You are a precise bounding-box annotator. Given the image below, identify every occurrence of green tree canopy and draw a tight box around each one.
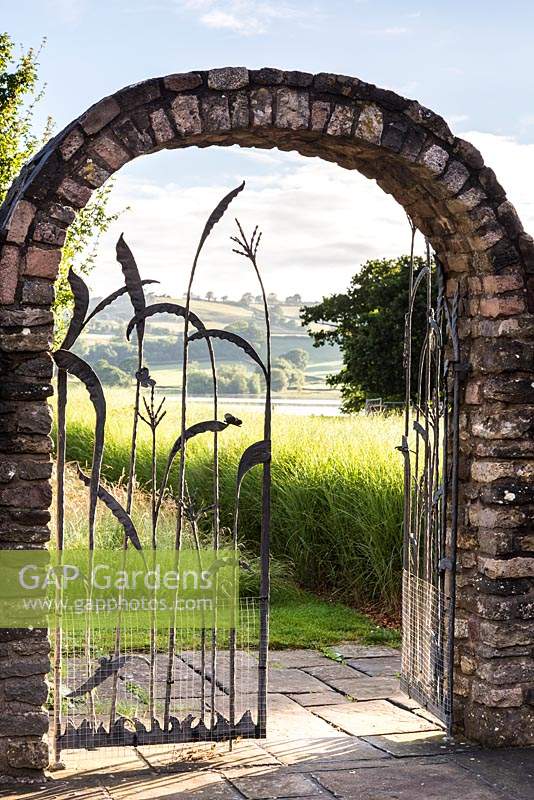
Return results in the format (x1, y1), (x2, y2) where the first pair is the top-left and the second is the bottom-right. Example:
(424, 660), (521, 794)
(301, 256), (430, 412)
(0, 32), (51, 201)
(0, 32), (121, 345)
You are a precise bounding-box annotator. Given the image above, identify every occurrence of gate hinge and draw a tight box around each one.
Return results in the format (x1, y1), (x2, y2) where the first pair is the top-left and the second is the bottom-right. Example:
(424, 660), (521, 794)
(438, 557), (453, 572)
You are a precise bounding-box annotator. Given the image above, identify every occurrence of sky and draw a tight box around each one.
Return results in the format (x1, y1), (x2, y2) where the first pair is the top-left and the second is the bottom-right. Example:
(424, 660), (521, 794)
(3, 0), (534, 300)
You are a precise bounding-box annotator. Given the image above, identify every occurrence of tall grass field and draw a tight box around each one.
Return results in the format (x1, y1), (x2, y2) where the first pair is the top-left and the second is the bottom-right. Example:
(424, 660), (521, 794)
(57, 386), (404, 614)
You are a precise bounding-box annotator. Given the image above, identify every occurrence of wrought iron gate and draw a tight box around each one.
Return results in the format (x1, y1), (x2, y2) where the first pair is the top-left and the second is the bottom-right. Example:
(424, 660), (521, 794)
(50, 183), (271, 764)
(399, 232), (463, 733)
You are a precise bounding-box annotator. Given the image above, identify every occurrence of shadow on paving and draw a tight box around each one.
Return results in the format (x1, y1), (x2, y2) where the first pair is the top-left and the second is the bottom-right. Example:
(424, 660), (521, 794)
(5, 644), (534, 799)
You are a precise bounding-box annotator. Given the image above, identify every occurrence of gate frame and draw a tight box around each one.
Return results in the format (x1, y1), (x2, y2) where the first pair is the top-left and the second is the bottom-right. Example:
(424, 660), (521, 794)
(0, 66), (533, 783)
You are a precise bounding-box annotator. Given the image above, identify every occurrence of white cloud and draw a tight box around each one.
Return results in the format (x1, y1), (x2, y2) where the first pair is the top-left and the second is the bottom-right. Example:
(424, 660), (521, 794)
(368, 26), (410, 37)
(89, 132), (534, 303)
(178, 0), (319, 35)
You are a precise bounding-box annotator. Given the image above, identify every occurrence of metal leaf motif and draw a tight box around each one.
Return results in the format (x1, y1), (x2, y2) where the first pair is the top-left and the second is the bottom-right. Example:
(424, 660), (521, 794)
(126, 303), (205, 341)
(413, 420), (428, 442)
(236, 440), (271, 494)
(156, 418), (241, 517)
(60, 269), (89, 351)
(116, 234), (146, 315)
(76, 465), (143, 551)
(53, 350), (106, 544)
(85, 280), (159, 327)
(196, 181), (245, 255)
(189, 329), (267, 376)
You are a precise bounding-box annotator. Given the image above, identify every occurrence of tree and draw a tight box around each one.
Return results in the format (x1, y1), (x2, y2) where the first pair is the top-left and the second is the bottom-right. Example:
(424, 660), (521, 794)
(301, 256), (430, 412)
(0, 33), (52, 202)
(239, 292), (254, 307)
(0, 32), (120, 344)
(205, 291), (215, 302)
(283, 348), (309, 370)
(94, 359), (130, 387)
(271, 367), (288, 392)
(285, 293), (302, 304)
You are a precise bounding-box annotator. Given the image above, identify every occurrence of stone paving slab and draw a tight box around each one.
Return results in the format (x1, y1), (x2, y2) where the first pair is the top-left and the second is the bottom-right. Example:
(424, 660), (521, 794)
(453, 749), (534, 800)
(302, 663), (366, 682)
(138, 741), (279, 771)
(260, 735), (388, 768)
(313, 758), (510, 800)
(345, 656), (401, 677)
(224, 767), (330, 798)
(103, 770), (242, 799)
(14, 644), (534, 800)
(332, 644), (401, 659)
(266, 694), (345, 739)
(268, 651), (330, 669)
(362, 730), (478, 757)
(288, 691), (352, 707)
(312, 699), (441, 736)
(320, 677), (400, 699)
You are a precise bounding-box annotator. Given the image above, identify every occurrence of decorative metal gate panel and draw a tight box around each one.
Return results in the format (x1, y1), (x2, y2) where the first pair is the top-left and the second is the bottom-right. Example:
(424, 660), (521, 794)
(399, 233), (463, 733)
(50, 183), (271, 764)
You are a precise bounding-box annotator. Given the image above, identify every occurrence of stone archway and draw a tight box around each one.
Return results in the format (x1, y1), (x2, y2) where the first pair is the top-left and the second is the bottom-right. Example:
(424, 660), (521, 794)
(0, 66), (533, 781)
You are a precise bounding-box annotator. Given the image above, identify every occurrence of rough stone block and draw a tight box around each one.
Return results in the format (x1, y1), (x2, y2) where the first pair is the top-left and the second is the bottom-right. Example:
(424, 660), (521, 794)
(310, 101), (331, 132)
(285, 70), (314, 87)
(250, 67), (284, 85)
(0, 326), (53, 352)
(230, 92), (249, 128)
(150, 108), (175, 144)
(118, 79), (161, 108)
(24, 248), (61, 280)
(80, 96), (121, 134)
(326, 104), (354, 136)
(0, 480), (52, 509)
(478, 556), (534, 580)
(32, 220), (66, 247)
(57, 177), (92, 207)
(354, 103), (383, 144)
(47, 202), (76, 225)
(208, 67), (248, 90)
(4, 201), (36, 244)
(6, 739), (49, 770)
(21, 279), (55, 306)
(0, 712), (48, 737)
(453, 138), (485, 169)
(59, 127), (85, 160)
(401, 125), (426, 161)
(381, 119), (408, 152)
(518, 232), (534, 272)
(0, 245), (21, 304)
(201, 94), (231, 132)
(250, 88), (273, 127)
(275, 88), (310, 130)
(4, 674), (48, 705)
(170, 94), (202, 135)
(114, 117), (154, 156)
(479, 294), (526, 317)
(479, 166), (506, 200)
(91, 133), (130, 170)
(417, 142), (449, 175)
(77, 158), (111, 188)
(440, 160), (470, 194)
(497, 199), (523, 236)
(164, 72), (203, 92)
(405, 101), (454, 143)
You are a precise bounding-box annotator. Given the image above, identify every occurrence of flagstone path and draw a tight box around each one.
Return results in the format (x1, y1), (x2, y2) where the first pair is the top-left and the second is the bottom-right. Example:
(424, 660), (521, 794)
(9, 644), (533, 799)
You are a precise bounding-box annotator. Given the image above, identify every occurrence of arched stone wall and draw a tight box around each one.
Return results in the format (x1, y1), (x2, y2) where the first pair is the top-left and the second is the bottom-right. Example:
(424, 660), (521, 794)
(0, 67), (532, 781)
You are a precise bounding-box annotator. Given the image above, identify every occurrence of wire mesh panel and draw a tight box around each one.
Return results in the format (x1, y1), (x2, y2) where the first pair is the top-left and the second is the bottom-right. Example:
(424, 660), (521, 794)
(54, 599), (260, 752)
(399, 234), (463, 733)
(49, 184), (271, 765)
